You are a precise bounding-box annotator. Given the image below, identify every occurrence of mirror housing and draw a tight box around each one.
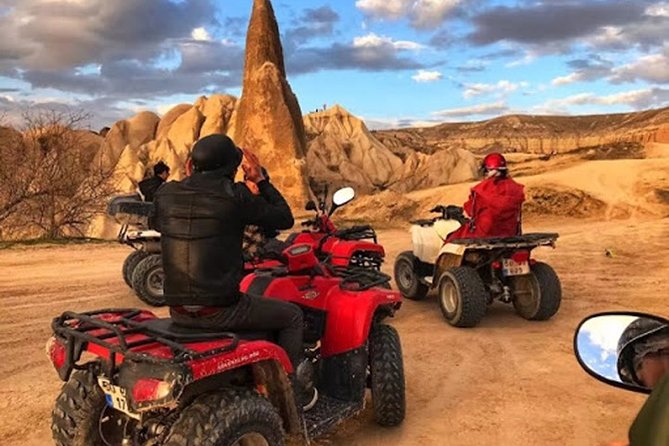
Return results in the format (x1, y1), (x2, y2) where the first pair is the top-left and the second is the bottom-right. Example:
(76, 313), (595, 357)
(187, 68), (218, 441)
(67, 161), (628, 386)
(305, 200), (317, 212)
(330, 187), (355, 215)
(574, 311), (669, 394)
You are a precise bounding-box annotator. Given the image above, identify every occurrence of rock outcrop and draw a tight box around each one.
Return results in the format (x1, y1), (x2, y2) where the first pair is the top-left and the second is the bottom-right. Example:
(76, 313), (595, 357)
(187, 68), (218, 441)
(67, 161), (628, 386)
(304, 105), (478, 193)
(228, 0), (310, 208)
(375, 107), (669, 155)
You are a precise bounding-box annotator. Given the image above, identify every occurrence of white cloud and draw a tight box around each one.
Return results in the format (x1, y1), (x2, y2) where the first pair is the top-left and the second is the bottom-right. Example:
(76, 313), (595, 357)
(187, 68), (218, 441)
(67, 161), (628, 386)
(412, 69), (442, 82)
(580, 316), (638, 357)
(646, 2), (669, 17)
(356, 0), (410, 20)
(353, 33), (424, 50)
(411, 0), (461, 29)
(551, 72), (583, 86)
(463, 80), (527, 99)
(588, 26), (624, 48)
(191, 27), (212, 41)
(432, 101), (509, 118)
(611, 50), (669, 84)
(356, 0), (461, 29)
(535, 88), (669, 113)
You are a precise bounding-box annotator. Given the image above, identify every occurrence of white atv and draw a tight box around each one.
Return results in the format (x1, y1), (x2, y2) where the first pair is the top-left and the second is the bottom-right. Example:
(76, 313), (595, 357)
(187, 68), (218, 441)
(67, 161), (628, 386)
(393, 205), (561, 328)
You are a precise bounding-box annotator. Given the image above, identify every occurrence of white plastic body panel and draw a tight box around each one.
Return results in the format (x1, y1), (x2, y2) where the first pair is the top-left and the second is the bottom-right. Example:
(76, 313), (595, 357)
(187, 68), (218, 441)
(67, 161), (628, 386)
(410, 219), (462, 263)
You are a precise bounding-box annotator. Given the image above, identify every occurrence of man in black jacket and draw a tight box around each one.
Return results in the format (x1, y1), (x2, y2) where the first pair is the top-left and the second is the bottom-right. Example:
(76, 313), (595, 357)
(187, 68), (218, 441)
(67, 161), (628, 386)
(138, 161), (170, 202)
(153, 134), (304, 372)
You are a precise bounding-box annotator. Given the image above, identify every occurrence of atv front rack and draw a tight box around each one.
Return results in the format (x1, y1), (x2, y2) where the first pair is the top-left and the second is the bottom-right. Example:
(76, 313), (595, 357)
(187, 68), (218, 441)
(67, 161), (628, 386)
(449, 232), (559, 249)
(52, 309), (239, 378)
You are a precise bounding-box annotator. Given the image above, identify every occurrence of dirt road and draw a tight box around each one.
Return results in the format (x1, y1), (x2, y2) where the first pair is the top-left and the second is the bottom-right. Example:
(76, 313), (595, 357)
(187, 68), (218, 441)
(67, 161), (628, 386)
(1, 217), (668, 445)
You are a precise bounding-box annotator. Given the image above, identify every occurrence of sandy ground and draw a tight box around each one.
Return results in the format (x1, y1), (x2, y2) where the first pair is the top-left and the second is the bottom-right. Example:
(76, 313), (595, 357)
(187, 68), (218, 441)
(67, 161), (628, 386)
(1, 217), (668, 445)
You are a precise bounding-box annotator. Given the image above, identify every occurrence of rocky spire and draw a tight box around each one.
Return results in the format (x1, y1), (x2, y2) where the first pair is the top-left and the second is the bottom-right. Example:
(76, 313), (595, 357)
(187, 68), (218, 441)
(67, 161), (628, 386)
(229, 0), (310, 208)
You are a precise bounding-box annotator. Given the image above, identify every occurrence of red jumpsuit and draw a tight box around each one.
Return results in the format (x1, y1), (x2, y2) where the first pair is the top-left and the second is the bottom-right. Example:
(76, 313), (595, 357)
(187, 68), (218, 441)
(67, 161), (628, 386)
(448, 176), (525, 241)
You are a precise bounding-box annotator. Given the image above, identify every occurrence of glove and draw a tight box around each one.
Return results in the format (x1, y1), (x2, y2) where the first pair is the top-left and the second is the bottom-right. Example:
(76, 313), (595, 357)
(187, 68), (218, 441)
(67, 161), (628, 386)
(430, 205), (446, 214)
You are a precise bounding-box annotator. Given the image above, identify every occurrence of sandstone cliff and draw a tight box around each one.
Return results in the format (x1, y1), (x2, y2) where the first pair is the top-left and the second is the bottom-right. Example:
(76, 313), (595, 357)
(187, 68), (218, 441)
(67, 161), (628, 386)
(375, 107), (669, 155)
(304, 105), (478, 193)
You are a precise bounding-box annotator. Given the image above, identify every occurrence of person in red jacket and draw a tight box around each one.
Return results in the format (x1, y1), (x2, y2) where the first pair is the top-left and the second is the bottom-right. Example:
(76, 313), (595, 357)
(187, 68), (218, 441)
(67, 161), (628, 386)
(448, 152), (525, 241)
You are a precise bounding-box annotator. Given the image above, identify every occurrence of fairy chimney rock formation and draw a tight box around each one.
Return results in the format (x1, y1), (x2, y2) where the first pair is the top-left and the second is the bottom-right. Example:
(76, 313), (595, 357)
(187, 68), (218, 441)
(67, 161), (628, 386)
(229, 0), (310, 207)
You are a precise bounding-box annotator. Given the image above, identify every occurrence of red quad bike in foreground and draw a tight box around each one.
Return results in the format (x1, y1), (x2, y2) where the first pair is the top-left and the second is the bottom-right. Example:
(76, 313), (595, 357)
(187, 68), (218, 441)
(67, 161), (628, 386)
(107, 186), (386, 306)
(47, 243), (405, 446)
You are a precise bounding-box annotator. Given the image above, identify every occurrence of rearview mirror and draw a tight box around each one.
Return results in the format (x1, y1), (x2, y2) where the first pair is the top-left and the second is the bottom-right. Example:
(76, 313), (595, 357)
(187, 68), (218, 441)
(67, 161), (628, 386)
(574, 312), (669, 394)
(305, 200), (317, 211)
(332, 187), (355, 207)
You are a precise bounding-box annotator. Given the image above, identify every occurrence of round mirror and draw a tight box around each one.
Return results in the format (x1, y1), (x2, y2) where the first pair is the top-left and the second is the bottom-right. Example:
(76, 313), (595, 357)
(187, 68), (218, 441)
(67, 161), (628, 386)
(332, 187), (355, 207)
(574, 312), (669, 394)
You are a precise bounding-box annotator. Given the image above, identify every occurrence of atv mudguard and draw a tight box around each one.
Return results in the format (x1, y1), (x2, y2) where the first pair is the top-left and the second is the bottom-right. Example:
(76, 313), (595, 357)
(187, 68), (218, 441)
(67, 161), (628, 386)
(240, 274), (400, 357)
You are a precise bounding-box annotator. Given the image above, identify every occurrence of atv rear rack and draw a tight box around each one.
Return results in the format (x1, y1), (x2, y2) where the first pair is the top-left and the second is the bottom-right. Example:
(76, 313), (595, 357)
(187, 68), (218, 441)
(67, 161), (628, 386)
(52, 309), (240, 375)
(449, 232), (559, 250)
(330, 266), (391, 291)
(334, 225), (378, 243)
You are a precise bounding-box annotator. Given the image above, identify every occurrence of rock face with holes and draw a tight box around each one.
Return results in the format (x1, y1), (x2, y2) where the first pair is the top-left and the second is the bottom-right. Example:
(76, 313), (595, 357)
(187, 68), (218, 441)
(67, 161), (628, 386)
(228, 0), (310, 208)
(304, 105), (478, 193)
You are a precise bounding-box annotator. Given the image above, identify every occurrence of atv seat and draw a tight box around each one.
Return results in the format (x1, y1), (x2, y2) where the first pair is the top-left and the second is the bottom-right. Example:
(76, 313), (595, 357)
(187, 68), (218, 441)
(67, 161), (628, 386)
(140, 318), (272, 342)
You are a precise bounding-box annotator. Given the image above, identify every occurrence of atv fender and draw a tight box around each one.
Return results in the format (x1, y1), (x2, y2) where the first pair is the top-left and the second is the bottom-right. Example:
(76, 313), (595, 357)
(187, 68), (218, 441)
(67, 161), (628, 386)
(320, 288), (400, 357)
(433, 244), (466, 286)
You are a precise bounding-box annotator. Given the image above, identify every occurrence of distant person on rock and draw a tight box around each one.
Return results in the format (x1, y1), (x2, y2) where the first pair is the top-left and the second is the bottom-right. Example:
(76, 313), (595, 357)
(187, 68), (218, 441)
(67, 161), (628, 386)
(138, 161), (170, 202)
(447, 152), (525, 241)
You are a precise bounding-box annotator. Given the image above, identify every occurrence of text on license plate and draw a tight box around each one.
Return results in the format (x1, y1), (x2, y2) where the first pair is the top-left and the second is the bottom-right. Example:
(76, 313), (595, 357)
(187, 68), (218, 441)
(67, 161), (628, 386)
(98, 377), (139, 419)
(502, 258), (530, 276)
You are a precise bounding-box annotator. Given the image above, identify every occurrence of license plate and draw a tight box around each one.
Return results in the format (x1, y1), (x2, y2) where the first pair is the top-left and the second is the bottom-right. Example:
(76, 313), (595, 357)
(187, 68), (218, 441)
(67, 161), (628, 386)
(98, 377), (139, 419)
(502, 258), (530, 277)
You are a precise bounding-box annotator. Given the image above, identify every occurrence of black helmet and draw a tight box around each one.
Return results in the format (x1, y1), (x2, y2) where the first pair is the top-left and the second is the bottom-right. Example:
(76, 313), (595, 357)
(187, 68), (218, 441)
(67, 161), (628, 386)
(617, 318), (669, 385)
(191, 134), (242, 175)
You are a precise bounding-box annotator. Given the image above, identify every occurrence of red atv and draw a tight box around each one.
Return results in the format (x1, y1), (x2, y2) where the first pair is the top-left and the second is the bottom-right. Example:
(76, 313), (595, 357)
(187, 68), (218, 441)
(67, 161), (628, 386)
(288, 186), (385, 270)
(47, 243), (405, 445)
(107, 186), (385, 306)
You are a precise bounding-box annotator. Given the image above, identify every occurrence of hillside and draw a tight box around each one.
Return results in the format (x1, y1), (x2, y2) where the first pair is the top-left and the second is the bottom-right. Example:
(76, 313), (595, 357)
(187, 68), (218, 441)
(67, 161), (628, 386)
(374, 107), (669, 155)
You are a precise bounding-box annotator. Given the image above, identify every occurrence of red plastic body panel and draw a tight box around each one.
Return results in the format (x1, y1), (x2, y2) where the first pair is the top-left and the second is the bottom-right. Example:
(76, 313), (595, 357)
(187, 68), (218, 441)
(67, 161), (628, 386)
(327, 240), (386, 267)
(240, 274), (401, 357)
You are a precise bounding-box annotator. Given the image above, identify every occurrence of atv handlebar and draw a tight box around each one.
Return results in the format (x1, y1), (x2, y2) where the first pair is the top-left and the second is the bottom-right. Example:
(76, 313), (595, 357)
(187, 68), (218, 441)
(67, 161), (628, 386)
(430, 205), (468, 224)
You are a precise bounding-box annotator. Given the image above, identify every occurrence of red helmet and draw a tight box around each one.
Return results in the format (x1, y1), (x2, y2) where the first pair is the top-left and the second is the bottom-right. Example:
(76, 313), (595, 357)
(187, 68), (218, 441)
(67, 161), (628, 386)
(481, 152), (508, 175)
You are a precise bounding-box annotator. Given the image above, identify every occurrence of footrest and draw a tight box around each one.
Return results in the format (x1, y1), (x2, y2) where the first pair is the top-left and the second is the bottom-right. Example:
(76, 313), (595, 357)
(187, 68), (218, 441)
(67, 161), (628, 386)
(304, 395), (363, 438)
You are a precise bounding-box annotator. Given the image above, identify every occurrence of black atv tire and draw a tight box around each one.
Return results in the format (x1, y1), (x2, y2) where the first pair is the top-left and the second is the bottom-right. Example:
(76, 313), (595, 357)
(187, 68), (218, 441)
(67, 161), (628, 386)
(131, 254), (166, 307)
(164, 388), (284, 446)
(393, 251), (428, 300)
(51, 367), (106, 446)
(122, 250), (148, 287)
(512, 262), (562, 321)
(437, 267), (487, 328)
(369, 324), (406, 427)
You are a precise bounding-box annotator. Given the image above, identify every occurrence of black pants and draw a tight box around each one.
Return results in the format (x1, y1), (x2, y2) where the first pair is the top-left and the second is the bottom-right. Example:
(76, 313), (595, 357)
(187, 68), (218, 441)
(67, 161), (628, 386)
(170, 294), (304, 368)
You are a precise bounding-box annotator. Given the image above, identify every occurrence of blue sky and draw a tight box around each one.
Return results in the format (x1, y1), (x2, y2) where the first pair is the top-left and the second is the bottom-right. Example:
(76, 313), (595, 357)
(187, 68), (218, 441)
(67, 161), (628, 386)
(0, 0), (668, 129)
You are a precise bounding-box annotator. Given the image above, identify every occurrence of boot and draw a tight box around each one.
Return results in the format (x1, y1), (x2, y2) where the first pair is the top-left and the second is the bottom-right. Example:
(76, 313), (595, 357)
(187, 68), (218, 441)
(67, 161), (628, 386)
(292, 359), (318, 412)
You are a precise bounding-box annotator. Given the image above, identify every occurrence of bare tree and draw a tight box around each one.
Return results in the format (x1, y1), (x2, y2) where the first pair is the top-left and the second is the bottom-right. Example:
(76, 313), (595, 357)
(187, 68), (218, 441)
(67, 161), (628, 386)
(0, 108), (117, 240)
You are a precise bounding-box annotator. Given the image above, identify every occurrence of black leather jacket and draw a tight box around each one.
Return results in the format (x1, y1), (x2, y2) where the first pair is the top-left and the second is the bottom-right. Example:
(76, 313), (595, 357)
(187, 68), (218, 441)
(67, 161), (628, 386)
(138, 176), (165, 202)
(154, 170), (293, 307)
